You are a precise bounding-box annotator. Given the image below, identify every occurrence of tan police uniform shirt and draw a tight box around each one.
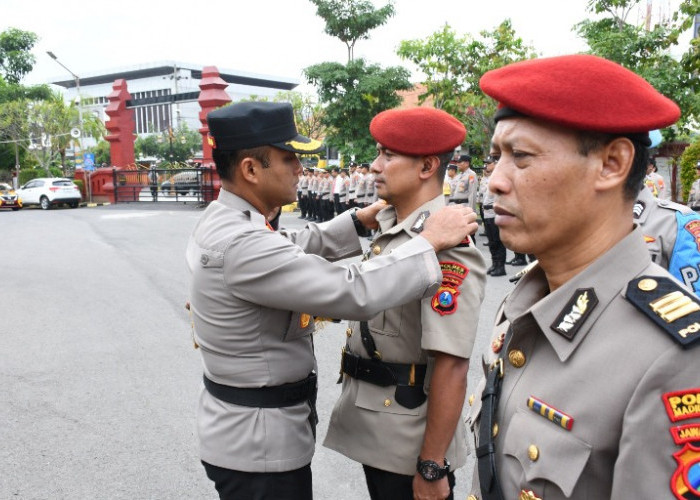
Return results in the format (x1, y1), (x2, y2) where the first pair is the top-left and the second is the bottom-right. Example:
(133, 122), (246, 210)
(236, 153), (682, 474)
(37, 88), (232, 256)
(324, 194), (487, 475)
(186, 189), (445, 473)
(467, 226), (700, 499)
(453, 168), (477, 210)
(688, 179), (700, 210)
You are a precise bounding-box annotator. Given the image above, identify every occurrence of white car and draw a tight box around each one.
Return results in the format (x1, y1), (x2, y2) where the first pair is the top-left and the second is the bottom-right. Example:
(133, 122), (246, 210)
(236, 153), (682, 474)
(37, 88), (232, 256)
(16, 177), (82, 210)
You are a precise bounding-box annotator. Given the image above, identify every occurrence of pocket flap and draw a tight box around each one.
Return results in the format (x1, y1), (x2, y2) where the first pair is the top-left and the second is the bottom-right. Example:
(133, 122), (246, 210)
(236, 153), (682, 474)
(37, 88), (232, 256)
(503, 408), (591, 497)
(355, 380), (423, 416)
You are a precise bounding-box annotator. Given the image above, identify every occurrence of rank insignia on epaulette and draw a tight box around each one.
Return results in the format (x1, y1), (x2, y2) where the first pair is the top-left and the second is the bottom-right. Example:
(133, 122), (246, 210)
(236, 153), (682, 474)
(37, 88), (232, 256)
(633, 200), (646, 219)
(410, 211), (430, 233)
(551, 288), (598, 340)
(626, 276), (700, 348)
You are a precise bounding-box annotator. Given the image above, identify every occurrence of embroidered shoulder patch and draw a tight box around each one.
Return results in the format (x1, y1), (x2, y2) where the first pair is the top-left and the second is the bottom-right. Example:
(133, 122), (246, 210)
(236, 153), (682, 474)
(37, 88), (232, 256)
(550, 288), (598, 340)
(431, 261), (469, 316)
(671, 444), (700, 499)
(626, 276), (700, 348)
(684, 219), (700, 252)
(663, 388), (700, 423)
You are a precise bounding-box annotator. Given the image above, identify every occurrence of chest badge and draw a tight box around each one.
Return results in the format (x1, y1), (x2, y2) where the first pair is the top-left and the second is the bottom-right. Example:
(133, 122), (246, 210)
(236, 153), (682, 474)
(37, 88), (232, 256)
(551, 288), (598, 340)
(527, 396), (574, 431)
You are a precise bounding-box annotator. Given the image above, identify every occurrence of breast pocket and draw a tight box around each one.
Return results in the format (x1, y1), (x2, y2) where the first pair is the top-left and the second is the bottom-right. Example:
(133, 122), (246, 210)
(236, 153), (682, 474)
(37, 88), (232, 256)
(503, 408), (592, 498)
(283, 311), (316, 342)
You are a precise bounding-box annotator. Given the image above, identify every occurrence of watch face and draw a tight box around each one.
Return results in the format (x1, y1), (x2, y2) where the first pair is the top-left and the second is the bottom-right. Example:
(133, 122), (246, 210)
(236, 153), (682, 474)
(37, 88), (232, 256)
(419, 461), (440, 481)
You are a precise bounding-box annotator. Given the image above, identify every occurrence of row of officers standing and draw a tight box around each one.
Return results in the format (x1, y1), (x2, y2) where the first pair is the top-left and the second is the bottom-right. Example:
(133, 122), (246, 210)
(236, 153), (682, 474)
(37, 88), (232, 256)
(297, 164), (378, 222)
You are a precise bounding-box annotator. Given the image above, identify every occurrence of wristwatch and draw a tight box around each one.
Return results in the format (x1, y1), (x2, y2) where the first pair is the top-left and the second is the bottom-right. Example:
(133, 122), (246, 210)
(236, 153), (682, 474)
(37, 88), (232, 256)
(349, 208), (365, 236)
(416, 457), (450, 481)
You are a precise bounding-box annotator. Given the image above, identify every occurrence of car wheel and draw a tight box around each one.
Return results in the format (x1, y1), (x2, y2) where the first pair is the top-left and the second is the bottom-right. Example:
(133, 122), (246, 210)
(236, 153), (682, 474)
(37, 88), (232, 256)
(40, 196), (51, 210)
(12, 207), (20, 211)
(69, 202), (79, 208)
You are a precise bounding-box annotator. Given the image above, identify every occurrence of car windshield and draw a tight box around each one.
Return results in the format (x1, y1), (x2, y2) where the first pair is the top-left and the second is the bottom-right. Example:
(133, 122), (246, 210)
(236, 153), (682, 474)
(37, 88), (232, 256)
(0, 183), (11, 191)
(52, 180), (74, 186)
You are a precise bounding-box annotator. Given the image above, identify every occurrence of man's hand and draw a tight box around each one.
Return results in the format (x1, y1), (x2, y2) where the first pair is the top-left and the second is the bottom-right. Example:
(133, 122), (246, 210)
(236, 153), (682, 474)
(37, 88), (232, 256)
(356, 200), (388, 230)
(412, 474), (450, 500)
(421, 204), (477, 252)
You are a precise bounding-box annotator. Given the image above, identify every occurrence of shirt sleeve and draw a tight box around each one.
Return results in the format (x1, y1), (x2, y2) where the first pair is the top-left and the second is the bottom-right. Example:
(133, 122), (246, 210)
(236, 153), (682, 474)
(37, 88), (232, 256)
(420, 243), (487, 358)
(222, 228), (442, 321)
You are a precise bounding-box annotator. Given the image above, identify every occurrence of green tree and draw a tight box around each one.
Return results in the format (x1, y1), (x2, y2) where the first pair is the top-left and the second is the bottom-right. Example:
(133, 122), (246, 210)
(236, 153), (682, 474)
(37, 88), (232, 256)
(306, 59), (411, 160)
(135, 124), (200, 164)
(576, 0), (700, 137)
(397, 20), (537, 158)
(309, 0), (395, 61)
(305, 0), (411, 161)
(679, 139), (700, 201)
(0, 28), (38, 84)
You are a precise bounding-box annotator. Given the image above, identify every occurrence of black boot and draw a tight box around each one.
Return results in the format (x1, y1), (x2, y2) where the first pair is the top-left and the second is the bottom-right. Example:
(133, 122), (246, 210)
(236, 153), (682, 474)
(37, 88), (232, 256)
(508, 254), (527, 266)
(491, 260), (506, 276)
(487, 264), (494, 275)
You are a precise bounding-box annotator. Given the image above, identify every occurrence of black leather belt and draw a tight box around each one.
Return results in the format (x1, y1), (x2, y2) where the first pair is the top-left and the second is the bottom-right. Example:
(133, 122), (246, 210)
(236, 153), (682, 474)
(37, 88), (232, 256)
(341, 350), (426, 387)
(453, 199), (470, 204)
(483, 204), (493, 210)
(203, 373), (317, 408)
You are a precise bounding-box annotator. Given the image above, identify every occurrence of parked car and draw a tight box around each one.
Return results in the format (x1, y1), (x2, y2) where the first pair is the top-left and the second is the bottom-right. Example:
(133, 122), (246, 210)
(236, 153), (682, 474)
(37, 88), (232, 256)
(160, 171), (201, 195)
(16, 178), (82, 210)
(0, 182), (22, 211)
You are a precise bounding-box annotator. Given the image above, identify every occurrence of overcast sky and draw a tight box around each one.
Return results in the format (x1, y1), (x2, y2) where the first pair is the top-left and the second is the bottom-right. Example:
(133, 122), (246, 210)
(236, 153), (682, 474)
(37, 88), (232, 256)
(2, 0), (689, 92)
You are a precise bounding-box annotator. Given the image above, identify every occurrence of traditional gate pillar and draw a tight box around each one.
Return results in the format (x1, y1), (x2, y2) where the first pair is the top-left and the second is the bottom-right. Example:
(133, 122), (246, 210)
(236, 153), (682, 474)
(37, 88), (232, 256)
(198, 66), (230, 201)
(105, 79), (136, 168)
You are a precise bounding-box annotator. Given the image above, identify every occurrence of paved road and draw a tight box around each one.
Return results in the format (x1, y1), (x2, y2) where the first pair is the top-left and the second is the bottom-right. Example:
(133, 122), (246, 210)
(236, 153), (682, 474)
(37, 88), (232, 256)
(1, 204), (519, 499)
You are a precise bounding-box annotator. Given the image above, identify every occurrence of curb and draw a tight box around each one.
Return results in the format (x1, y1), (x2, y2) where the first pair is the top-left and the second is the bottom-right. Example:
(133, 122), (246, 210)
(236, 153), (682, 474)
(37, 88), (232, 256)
(81, 202), (111, 208)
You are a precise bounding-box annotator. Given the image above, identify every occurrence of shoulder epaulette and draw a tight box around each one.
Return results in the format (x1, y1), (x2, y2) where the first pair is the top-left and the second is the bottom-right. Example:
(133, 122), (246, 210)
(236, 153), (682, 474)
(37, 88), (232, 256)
(626, 276), (700, 349)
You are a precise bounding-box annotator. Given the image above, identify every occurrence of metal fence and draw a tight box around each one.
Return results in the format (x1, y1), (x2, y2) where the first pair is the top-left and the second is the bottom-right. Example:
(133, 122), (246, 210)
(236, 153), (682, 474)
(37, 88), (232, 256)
(112, 167), (216, 204)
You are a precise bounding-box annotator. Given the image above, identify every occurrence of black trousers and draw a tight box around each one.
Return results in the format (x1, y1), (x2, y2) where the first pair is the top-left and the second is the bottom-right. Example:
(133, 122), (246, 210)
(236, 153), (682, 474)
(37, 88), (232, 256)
(362, 464), (456, 500)
(202, 461), (312, 500)
(484, 217), (506, 263)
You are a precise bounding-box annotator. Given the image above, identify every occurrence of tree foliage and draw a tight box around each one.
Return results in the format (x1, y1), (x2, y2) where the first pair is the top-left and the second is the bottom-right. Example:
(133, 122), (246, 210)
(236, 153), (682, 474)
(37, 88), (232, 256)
(134, 123), (201, 164)
(309, 0), (395, 61)
(0, 28), (38, 84)
(306, 59), (411, 161)
(397, 20), (537, 158)
(679, 139), (700, 201)
(576, 0), (700, 137)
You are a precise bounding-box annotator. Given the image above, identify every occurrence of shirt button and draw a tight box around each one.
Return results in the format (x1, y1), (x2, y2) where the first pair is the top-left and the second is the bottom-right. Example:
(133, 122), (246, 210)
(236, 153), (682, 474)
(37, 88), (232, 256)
(508, 349), (526, 368)
(468, 495), (479, 500)
(384, 399), (392, 407)
(468, 394), (475, 406)
(200, 254), (209, 265)
(492, 423), (499, 438)
(346, 328), (352, 337)
(372, 246), (381, 255)
(528, 444), (539, 461)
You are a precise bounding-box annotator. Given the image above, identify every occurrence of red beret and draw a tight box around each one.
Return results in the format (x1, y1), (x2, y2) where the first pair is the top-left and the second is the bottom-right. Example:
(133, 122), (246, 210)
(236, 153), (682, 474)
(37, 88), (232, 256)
(480, 54), (680, 135)
(370, 107), (466, 156)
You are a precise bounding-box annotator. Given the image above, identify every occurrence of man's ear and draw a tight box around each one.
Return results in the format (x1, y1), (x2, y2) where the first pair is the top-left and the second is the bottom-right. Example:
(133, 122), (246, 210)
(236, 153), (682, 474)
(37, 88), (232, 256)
(595, 137), (635, 193)
(238, 157), (260, 185)
(419, 155), (440, 179)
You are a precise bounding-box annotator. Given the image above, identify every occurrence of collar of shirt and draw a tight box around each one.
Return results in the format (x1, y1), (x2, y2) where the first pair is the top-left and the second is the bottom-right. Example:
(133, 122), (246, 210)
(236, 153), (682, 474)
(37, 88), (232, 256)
(503, 225), (651, 362)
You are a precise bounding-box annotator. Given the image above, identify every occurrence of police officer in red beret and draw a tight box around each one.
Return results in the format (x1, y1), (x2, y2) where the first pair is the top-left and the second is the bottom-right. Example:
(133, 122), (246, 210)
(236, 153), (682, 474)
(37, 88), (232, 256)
(466, 55), (700, 500)
(325, 107), (487, 500)
(187, 101), (479, 500)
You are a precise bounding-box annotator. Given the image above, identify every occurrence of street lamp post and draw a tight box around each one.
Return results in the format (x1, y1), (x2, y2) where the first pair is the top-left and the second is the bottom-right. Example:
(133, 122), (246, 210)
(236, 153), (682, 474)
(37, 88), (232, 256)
(47, 51), (90, 202)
